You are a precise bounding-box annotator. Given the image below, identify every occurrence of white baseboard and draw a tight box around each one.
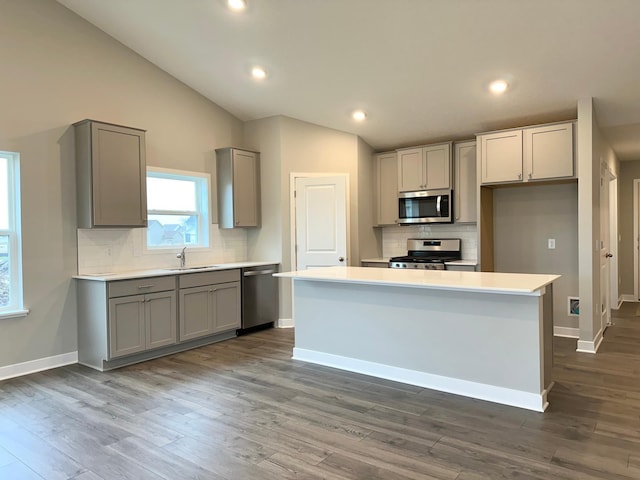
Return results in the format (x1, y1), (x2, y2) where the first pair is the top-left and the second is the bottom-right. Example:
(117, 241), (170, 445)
(576, 328), (604, 354)
(0, 351), (78, 381)
(276, 318), (294, 328)
(554, 326), (579, 338)
(293, 347), (548, 412)
(621, 294), (637, 303)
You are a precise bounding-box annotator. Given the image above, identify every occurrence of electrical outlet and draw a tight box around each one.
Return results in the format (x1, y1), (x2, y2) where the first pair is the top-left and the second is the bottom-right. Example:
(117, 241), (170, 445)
(548, 239), (556, 249)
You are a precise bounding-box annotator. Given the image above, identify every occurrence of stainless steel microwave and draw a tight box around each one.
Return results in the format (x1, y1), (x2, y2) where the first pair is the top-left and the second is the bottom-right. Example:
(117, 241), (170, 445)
(398, 189), (453, 224)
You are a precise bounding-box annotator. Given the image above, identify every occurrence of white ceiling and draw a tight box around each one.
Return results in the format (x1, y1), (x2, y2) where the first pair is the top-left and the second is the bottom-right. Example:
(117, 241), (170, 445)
(56, 0), (640, 159)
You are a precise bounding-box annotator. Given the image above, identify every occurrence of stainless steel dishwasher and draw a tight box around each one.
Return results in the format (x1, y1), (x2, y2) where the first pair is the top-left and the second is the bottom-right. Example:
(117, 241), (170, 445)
(238, 264), (279, 335)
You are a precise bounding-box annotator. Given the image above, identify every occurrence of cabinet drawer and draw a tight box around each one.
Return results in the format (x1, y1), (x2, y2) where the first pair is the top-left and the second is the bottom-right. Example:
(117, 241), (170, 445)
(108, 276), (176, 298)
(179, 269), (241, 289)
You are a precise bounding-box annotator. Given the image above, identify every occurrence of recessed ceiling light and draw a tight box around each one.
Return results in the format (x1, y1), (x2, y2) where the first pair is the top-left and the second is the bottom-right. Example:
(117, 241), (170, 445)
(251, 67), (267, 80)
(489, 79), (509, 95)
(352, 110), (367, 121)
(227, 0), (246, 12)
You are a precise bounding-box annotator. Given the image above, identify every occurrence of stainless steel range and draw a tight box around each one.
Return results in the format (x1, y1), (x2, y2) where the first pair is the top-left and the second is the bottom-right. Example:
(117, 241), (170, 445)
(389, 238), (461, 270)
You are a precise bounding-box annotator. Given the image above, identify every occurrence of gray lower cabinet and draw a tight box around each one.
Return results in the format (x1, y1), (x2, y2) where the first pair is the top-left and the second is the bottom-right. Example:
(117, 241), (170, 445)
(446, 264), (477, 272)
(108, 290), (177, 358)
(77, 275), (177, 369)
(361, 261), (390, 268)
(179, 269), (241, 341)
(77, 269), (242, 371)
(107, 276), (177, 359)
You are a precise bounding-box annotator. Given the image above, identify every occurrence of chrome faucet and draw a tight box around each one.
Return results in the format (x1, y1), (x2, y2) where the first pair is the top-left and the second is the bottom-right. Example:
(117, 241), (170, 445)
(177, 246), (187, 268)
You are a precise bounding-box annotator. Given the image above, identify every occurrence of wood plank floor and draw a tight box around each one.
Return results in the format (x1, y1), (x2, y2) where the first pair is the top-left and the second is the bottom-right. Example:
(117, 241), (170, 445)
(2, 304), (640, 479)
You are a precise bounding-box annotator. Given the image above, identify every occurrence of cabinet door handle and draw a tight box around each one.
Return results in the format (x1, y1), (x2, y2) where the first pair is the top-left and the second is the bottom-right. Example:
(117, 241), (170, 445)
(518, 173), (522, 180)
(137, 284), (154, 289)
(528, 172), (532, 179)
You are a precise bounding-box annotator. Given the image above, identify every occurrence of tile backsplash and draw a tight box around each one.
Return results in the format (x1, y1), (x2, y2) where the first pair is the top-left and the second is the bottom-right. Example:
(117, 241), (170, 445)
(382, 224), (478, 260)
(77, 226), (248, 274)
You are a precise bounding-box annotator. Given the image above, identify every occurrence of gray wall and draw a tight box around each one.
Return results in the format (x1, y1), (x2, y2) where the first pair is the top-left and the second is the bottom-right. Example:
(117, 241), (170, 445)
(0, 0), (243, 369)
(493, 183), (579, 329)
(357, 137), (381, 260)
(244, 115), (376, 322)
(619, 160), (640, 297)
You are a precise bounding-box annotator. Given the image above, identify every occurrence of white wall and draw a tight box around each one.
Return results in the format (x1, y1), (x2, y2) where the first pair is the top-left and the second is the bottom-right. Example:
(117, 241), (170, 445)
(0, 0), (244, 369)
(577, 98), (620, 351)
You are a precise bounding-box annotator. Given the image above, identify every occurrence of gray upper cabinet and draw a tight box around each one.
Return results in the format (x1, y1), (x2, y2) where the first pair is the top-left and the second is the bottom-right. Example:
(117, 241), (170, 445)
(216, 147), (261, 228)
(454, 141), (477, 223)
(374, 152), (398, 226)
(74, 119), (147, 228)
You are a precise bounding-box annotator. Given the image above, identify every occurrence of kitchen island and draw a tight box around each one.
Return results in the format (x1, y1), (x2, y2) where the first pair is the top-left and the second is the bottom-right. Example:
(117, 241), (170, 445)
(275, 266), (559, 412)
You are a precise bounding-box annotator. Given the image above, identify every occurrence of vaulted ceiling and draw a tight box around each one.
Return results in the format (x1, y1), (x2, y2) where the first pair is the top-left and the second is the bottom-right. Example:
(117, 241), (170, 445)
(56, 0), (640, 159)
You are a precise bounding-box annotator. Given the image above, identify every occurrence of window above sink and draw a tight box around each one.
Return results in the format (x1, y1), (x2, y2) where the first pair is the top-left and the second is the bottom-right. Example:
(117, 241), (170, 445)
(145, 167), (211, 251)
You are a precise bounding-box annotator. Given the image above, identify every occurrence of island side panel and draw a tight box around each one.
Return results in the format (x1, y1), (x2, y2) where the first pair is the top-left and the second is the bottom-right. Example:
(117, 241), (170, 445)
(292, 280), (546, 409)
(543, 284), (554, 391)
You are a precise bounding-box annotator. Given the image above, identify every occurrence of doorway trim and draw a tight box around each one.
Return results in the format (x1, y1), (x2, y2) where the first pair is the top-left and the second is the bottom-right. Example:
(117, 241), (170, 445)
(289, 172), (350, 271)
(634, 179), (640, 301)
(609, 176), (619, 309)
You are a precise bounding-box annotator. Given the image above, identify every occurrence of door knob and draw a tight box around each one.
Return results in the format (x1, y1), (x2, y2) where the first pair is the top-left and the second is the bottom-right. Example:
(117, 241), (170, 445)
(338, 257), (344, 262)
(605, 253), (613, 258)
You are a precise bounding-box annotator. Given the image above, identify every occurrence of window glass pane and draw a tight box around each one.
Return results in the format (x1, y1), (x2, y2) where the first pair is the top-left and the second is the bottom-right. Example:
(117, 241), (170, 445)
(147, 214), (199, 247)
(0, 235), (10, 308)
(147, 177), (196, 212)
(0, 158), (8, 230)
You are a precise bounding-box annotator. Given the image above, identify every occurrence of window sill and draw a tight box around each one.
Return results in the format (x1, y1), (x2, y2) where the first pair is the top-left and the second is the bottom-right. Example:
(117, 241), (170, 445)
(0, 309), (30, 320)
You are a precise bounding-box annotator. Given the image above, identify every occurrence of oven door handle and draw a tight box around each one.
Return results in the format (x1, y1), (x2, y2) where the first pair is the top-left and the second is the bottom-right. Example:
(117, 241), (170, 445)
(436, 195), (441, 216)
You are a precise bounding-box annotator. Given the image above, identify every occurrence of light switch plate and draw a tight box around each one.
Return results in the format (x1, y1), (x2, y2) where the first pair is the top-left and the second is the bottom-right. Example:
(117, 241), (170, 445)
(548, 238), (556, 249)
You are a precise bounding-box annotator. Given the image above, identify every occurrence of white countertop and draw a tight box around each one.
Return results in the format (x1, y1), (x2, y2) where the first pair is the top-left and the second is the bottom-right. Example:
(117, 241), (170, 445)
(276, 266), (559, 295)
(74, 261), (279, 281)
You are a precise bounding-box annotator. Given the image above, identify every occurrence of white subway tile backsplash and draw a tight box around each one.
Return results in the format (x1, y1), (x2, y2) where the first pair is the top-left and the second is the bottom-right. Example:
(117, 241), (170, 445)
(77, 225), (249, 275)
(382, 224), (478, 260)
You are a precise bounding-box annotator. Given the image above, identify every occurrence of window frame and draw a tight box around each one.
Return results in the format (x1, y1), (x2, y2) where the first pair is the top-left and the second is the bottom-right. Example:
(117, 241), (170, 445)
(0, 151), (27, 319)
(144, 167), (211, 252)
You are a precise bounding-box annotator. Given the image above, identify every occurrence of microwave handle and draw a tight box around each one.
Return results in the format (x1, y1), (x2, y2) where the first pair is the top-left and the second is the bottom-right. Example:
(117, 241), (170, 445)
(436, 195), (441, 215)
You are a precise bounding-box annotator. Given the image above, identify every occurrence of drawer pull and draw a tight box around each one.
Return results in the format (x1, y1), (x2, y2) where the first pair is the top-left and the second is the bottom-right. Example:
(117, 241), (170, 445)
(137, 284), (154, 289)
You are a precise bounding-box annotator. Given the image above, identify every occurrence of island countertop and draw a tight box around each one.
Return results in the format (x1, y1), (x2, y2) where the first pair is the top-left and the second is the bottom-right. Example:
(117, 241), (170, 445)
(276, 266), (559, 296)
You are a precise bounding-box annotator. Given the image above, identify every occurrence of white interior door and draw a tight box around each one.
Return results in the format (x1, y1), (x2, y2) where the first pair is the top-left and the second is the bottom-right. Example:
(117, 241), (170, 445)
(294, 175), (347, 270)
(600, 165), (611, 331)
